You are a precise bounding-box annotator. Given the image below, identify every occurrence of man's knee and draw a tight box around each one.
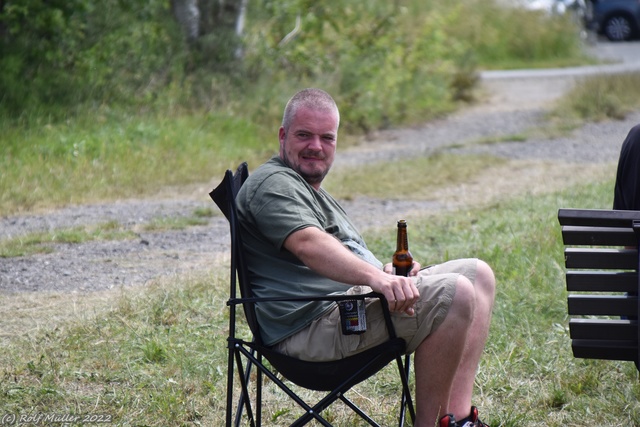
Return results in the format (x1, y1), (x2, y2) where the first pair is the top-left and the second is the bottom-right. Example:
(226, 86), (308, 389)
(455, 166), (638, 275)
(451, 276), (476, 323)
(475, 259), (496, 300)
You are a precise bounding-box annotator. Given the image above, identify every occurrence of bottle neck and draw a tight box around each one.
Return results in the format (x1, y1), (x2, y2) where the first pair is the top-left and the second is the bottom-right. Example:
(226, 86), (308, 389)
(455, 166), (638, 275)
(396, 224), (409, 252)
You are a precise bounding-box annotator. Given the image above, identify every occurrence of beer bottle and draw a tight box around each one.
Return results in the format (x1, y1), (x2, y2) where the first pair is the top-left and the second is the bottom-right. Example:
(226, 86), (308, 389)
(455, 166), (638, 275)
(392, 219), (413, 276)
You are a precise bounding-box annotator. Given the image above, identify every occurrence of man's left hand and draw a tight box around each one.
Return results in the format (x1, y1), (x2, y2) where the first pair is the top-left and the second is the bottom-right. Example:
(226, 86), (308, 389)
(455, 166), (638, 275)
(382, 262), (421, 276)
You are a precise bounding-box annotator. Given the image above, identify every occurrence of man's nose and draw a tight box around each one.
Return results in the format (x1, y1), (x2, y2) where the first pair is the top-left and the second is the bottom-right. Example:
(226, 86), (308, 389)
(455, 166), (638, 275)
(307, 135), (322, 150)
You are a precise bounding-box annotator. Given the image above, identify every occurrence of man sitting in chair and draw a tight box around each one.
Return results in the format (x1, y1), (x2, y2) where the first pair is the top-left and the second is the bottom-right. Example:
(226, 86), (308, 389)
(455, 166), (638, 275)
(236, 88), (496, 427)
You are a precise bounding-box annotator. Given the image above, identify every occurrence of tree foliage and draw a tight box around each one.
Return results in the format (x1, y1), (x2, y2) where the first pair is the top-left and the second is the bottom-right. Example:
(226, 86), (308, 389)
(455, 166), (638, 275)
(242, 1), (472, 131)
(0, 0), (586, 131)
(0, 0), (182, 114)
(0, 0), (90, 111)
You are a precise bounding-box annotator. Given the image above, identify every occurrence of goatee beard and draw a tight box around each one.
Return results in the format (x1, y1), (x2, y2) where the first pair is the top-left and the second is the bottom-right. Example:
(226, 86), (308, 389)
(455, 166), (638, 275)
(281, 154), (328, 187)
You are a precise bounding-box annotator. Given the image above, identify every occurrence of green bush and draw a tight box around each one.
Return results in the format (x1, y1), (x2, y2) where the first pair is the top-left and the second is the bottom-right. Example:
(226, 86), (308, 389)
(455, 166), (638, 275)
(1, 0), (588, 122)
(0, 0), (89, 111)
(0, 1), (183, 116)
(446, 0), (588, 69)
(553, 72), (640, 121)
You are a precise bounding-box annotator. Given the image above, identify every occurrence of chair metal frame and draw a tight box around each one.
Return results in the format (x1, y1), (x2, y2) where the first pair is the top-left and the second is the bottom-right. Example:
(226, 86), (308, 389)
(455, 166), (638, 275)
(210, 162), (416, 426)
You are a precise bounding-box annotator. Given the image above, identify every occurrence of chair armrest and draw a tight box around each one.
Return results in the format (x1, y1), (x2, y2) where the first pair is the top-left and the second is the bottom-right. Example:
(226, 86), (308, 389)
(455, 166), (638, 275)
(229, 291), (399, 339)
(229, 291), (380, 304)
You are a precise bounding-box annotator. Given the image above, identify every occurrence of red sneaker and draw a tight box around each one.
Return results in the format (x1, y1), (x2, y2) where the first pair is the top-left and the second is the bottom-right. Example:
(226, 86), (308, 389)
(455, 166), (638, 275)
(439, 407), (489, 427)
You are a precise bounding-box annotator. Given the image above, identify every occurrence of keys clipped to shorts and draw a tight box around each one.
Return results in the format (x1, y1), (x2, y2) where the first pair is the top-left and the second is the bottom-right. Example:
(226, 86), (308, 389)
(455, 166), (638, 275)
(338, 299), (367, 335)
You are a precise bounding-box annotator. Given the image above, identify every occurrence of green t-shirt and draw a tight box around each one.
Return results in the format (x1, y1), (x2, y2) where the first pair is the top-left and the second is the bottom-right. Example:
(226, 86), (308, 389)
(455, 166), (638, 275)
(236, 156), (382, 346)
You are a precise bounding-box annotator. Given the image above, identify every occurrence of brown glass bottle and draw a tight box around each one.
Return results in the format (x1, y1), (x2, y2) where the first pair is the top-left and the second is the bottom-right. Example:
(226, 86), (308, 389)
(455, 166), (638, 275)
(392, 219), (413, 276)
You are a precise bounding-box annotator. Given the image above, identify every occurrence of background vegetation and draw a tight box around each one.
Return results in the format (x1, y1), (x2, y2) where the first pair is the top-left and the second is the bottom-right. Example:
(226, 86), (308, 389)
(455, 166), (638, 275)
(0, 0), (592, 216)
(3, 0), (640, 425)
(0, 0), (588, 119)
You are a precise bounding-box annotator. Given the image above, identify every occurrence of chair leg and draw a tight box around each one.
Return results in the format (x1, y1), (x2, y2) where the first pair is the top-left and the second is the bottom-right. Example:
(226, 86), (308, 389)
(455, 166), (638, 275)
(226, 345), (235, 427)
(289, 410), (334, 427)
(235, 356), (258, 427)
(292, 355), (402, 427)
(234, 347), (257, 427)
(339, 395), (380, 427)
(256, 352), (262, 426)
(397, 354), (415, 427)
(236, 345), (333, 426)
(232, 343), (414, 426)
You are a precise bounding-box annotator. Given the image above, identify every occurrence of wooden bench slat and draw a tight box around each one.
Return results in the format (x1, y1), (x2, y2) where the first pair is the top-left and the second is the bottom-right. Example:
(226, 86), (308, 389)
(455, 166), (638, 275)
(568, 295), (638, 316)
(572, 339), (638, 361)
(559, 208), (640, 227)
(566, 271), (638, 293)
(561, 225), (637, 246)
(569, 319), (637, 340)
(564, 248), (637, 270)
(559, 208), (640, 370)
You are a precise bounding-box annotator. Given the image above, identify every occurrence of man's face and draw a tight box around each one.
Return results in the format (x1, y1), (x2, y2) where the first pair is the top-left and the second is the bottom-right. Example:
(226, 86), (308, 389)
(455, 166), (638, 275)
(279, 106), (339, 190)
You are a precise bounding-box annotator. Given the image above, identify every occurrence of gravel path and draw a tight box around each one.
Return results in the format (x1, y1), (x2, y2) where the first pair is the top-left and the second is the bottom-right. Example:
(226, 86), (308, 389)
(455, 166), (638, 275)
(2, 40), (640, 296)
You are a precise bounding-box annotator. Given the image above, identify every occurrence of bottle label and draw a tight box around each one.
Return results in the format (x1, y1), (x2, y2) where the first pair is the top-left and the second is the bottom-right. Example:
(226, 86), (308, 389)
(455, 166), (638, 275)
(338, 299), (367, 335)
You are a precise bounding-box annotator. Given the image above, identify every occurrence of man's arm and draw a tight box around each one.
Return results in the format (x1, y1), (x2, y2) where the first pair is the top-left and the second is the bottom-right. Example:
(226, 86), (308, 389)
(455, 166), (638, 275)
(283, 226), (419, 315)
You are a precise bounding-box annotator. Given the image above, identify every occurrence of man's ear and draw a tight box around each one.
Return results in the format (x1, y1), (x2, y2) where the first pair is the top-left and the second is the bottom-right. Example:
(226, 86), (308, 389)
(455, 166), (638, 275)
(278, 127), (286, 150)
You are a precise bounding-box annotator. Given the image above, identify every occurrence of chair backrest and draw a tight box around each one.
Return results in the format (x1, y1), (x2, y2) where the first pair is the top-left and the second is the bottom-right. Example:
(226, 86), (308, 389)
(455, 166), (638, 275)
(209, 162), (264, 343)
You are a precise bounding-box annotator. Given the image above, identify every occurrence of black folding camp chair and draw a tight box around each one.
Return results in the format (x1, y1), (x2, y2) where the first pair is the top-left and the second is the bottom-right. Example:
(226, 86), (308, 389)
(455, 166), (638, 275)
(210, 162), (416, 427)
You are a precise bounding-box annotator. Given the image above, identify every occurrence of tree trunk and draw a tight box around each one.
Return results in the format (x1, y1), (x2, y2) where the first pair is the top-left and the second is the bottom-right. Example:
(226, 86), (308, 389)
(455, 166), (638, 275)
(235, 0), (248, 36)
(170, 0), (248, 61)
(170, 0), (200, 42)
(234, 0), (248, 57)
(0, 0), (7, 40)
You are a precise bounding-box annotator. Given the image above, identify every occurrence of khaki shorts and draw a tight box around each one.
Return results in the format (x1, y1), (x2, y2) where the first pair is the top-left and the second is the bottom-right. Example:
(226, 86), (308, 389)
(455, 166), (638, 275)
(273, 258), (478, 362)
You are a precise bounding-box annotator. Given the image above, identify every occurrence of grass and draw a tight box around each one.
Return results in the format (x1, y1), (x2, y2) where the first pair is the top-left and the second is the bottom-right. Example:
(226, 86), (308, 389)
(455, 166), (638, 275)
(2, 174), (640, 426)
(324, 153), (507, 200)
(0, 221), (136, 258)
(0, 110), (275, 216)
(0, 210), (214, 258)
(0, 276), (229, 425)
(142, 213), (211, 233)
(550, 72), (640, 124)
(447, 3), (592, 71)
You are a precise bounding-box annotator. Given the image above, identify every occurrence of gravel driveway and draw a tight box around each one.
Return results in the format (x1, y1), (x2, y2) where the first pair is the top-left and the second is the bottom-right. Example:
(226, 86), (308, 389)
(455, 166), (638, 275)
(2, 40), (640, 297)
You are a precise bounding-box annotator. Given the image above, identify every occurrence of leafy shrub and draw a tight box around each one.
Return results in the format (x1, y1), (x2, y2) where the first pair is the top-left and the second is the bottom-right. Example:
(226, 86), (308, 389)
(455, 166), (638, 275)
(555, 72), (640, 121)
(0, 0), (183, 116)
(0, 0), (90, 111)
(1, 0), (588, 130)
(242, 1), (474, 132)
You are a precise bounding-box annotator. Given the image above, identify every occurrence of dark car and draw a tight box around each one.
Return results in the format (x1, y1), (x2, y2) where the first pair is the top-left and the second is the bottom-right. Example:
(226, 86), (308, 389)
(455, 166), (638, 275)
(588, 0), (640, 41)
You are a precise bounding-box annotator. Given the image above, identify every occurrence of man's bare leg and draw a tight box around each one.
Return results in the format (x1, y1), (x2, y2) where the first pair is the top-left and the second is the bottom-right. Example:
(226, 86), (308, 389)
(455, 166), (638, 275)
(413, 276), (476, 427)
(447, 260), (496, 419)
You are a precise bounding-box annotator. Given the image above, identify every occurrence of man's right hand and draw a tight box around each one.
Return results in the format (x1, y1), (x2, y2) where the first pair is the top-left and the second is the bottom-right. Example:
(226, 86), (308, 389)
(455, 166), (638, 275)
(370, 272), (420, 316)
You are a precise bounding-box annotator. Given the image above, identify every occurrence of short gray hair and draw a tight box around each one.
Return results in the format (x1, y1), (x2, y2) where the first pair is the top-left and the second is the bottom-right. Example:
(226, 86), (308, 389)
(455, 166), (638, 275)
(281, 88), (340, 131)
